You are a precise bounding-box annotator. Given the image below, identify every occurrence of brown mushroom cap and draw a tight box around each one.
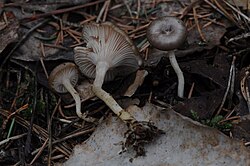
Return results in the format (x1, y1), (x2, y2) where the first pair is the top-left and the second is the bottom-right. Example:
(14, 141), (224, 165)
(74, 22), (141, 82)
(49, 62), (79, 93)
(147, 16), (187, 51)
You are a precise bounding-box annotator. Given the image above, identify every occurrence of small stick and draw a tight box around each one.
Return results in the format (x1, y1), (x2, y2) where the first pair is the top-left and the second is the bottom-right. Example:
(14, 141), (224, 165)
(192, 3), (206, 42)
(227, 32), (250, 44)
(21, 0), (105, 22)
(213, 0), (239, 26)
(40, 43), (49, 79)
(2, 104), (29, 130)
(136, 0), (141, 20)
(128, 23), (149, 34)
(203, 0), (227, 17)
(188, 82), (195, 99)
(96, 0), (108, 23)
(52, 127), (95, 144)
(218, 116), (240, 123)
(102, 0), (111, 22)
(222, 0), (250, 22)
(216, 56), (236, 115)
(43, 43), (69, 50)
(0, 133), (27, 146)
(123, 0), (134, 20)
(65, 29), (81, 43)
(30, 138), (49, 165)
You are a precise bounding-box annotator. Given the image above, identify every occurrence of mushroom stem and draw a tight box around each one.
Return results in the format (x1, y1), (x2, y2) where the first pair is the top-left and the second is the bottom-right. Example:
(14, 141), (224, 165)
(93, 62), (136, 122)
(94, 62), (110, 88)
(168, 51), (184, 98)
(63, 79), (95, 122)
(92, 86), (136, 122)
(62, 79), (81, 117)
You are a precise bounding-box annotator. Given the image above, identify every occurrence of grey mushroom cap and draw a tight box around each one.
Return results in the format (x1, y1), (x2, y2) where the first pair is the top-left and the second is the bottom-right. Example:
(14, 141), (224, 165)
(147, 16), (187, 51)
(74, 22), (142, 82)
(49, 62), (79, 93)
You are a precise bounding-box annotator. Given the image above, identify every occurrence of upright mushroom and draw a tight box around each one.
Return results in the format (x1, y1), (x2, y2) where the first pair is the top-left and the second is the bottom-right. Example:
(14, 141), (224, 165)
(74, 22), (163, 155)
(48, 62), (94, 122)
(147, 16), (187, 98)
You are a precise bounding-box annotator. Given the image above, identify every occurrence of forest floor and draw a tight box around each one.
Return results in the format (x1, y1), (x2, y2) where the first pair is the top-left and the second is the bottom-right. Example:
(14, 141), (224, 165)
(0, 0), (250, 165)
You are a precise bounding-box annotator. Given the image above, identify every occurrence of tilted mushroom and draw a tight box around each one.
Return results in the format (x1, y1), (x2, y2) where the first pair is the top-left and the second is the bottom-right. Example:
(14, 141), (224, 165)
(48, 62), (94, 122)
(74, 22), (141, 87)
(147, 16), (187, 98)
(74, 22), (163, 155)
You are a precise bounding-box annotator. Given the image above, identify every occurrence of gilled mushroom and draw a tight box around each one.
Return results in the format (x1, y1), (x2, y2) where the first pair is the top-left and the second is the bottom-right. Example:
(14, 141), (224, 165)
(74, 22), (163, 155)
(48, 62), (94, 122)
(74, 22), (141, 87)
(147, 16), (187, 98)
(74, 22), (141, 118)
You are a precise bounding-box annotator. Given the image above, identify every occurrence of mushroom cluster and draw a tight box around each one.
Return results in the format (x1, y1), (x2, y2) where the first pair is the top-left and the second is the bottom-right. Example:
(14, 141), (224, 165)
(74, 22), (163, 155)
(147, 16), (187, 98)
(48, 22), (163, 156)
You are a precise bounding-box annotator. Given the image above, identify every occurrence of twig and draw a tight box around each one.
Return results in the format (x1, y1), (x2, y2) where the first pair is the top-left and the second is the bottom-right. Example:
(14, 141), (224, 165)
(188, 82), (195, 99)
(96, 0), (108, 23)
(48, 98), (61, 166)
(40, 43), (49, 79)
(227, 32), (250, 44)
(222, 0), (250, 22)
(192, 1), (206, 42)
(21, 0), (105, 22)
(102, 0), (111, 22)
(122, 0), (135, 22)
(52, 127), (95, 144)
(216, 56), (236, 115)
(180, 0), (202, 19)
(219, 115), (240, 123)
(30, 138), (49, 165)
(136, 0), (141, 20)
(0, 133), (27, 146)
(213, 0), (239, 27)
(203, 0), (230, 21)
(2, 104), (29, 130)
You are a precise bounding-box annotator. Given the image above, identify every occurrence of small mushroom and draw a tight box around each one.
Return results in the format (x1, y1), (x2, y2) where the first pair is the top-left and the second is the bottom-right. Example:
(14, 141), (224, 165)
(48, 62), (94, 122)
(74, 22), (141, 118)
(74, 22), (163, 155)
(147, 16), (187, 98)
(74, 22), (141, 88)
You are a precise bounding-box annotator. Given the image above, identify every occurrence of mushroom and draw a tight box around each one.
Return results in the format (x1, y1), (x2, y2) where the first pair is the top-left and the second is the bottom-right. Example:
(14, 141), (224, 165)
(48, 62), (94, 122)
(74, 22), (141, 87)
(147, 16), (187, 98)
(74, 22), (163, 155)
(74, 22), (141, 118)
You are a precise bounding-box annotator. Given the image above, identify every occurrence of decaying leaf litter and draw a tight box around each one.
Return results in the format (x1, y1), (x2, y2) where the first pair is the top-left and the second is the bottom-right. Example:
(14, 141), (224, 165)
(0, 0), (250, 165)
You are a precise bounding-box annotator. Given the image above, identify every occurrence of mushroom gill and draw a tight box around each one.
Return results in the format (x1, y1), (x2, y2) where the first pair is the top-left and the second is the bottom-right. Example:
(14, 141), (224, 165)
(74, 22), (141, 87)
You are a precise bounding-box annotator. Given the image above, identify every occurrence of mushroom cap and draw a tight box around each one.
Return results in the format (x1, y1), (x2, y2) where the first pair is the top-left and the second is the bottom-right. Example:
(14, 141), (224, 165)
(147, 16), (187, 51)
(74, 22), (141, 81)
(49, 62), (79, 93)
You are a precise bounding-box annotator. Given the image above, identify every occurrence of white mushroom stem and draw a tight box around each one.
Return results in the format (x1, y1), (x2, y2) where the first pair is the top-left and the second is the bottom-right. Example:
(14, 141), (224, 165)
(92, 86), (136, 122)
(62, 79), (81, 117)
(63, 79), (95, 122)
(94, 62), (110, 88)
(92, 62), (136, 123)
(168, 51), (184, 98)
